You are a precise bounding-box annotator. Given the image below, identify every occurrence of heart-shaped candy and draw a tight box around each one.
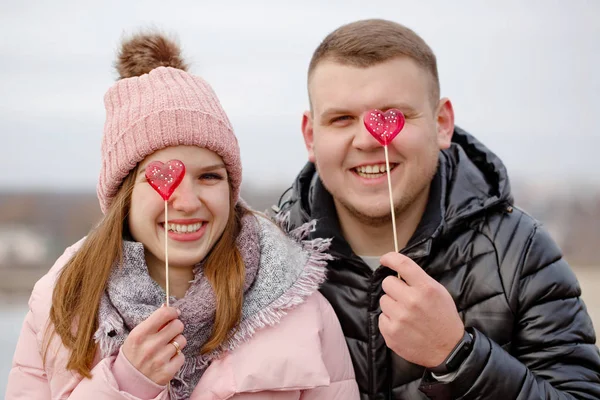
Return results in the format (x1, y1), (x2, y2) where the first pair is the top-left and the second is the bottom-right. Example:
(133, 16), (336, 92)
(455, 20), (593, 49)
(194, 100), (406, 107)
(145, 160), (186, 201)
(363, 109), (405, 146)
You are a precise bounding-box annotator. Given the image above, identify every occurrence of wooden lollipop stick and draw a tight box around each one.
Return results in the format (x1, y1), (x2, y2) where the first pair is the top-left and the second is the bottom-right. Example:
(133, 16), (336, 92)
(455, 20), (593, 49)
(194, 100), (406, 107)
(164, 200), (170, 307)
(384, 145), (399, 253)
(384, 146), (401, 279)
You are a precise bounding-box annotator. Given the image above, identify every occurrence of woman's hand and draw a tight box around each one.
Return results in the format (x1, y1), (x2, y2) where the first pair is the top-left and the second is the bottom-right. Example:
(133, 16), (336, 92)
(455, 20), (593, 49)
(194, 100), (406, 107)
(122, 306), (187, 385)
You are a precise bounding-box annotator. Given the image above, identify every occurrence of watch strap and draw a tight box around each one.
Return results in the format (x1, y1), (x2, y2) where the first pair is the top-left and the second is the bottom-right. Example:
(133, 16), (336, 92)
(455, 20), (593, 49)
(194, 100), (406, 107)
(429, 330), (473, 374)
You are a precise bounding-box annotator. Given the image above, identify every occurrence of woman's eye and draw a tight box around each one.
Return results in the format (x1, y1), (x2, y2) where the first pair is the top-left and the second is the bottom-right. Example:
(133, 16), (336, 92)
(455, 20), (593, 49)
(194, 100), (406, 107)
(199, 173), (223, 181)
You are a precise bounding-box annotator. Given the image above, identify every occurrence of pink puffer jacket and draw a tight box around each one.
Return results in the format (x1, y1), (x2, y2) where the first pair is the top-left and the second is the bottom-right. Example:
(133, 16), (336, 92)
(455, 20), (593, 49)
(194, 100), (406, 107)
(6, 241), (359, 399)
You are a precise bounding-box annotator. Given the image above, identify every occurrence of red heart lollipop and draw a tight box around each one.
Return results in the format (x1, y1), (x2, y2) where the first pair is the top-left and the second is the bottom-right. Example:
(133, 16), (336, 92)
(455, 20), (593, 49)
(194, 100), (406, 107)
(145, 160), (186, 201)
(363, 109), (405, 146)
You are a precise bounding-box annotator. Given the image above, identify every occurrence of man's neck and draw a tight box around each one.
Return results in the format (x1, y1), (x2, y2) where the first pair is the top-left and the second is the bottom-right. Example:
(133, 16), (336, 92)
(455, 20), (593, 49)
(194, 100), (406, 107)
(336, 186), (431, 257)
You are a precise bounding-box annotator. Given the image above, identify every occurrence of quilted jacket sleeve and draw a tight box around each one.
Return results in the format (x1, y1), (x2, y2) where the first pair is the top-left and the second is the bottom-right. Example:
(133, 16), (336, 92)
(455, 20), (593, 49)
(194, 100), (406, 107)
(421, 222), (600, 399)
(5, 309), (52, 400)
(67, 351), (168, 399)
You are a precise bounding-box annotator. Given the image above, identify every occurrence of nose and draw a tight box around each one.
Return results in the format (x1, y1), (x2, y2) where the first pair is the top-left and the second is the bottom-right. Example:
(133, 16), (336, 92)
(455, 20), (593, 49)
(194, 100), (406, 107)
(352, 117), (382, 151)
(169, 178), (201, 214)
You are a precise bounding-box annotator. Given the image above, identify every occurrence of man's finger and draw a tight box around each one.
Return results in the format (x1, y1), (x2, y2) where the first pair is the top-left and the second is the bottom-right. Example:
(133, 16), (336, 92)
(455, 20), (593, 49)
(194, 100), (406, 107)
(380, 252), (430, 286)
(379, 293), (402, 319)
(381, 275), (408, 302)
(378, 312), (392, 339)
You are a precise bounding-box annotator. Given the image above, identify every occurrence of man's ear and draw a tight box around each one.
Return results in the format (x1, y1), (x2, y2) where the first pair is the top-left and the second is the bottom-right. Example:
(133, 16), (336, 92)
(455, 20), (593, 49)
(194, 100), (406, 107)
(302, 110), (316, 162)
(436, 98), (455, 149)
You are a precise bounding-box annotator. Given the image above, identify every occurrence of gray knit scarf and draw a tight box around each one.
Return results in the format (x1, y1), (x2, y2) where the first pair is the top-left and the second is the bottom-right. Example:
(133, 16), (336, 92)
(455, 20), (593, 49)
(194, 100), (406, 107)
(93, 213), (332, 399)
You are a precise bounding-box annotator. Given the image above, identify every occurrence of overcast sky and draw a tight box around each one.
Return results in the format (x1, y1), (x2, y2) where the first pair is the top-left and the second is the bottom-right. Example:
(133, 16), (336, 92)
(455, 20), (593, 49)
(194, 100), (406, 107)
(1, 0), (599, 192)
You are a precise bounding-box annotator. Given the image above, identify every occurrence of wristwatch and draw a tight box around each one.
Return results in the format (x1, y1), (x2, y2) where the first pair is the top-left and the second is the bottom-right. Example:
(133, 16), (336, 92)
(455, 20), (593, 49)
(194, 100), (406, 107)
(429, 330), (474, 374)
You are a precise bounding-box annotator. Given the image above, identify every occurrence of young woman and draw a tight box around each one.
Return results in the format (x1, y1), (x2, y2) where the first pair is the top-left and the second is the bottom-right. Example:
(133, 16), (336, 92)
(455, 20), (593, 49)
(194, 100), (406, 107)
(6, 31), (358, 399)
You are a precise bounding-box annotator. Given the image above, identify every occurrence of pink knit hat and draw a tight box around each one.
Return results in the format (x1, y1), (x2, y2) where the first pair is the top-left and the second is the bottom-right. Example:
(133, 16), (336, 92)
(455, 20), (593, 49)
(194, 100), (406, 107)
(97, 34), (241, 214)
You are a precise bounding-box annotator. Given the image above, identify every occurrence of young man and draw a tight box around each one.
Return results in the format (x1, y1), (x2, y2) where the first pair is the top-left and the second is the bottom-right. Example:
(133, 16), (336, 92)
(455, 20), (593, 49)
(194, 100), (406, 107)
(271, 19), (600, 399)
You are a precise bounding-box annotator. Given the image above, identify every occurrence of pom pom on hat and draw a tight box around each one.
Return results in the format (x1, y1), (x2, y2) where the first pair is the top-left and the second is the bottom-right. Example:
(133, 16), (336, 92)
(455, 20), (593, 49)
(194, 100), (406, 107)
(116, 31), (188, 79)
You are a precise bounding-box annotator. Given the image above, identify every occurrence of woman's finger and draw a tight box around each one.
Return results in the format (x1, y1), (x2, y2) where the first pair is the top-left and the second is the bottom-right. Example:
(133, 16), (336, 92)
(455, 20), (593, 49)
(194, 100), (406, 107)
(156, 318), (185, 345)
(136, 306), (181, 335)
(161, 334), (187, 360)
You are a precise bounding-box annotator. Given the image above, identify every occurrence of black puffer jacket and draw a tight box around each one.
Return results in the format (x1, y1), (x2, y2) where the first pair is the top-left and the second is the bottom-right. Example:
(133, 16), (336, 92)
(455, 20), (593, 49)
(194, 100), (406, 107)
(272, 128), (600, 399)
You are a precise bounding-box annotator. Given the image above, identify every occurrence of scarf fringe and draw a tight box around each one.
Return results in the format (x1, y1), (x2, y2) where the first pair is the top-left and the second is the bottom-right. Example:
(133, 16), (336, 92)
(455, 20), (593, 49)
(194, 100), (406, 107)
(273, 212), (331, 255)
(273, 209), (292, 234)
(94, 299), (124, 357)
(180, 356), (210, 378)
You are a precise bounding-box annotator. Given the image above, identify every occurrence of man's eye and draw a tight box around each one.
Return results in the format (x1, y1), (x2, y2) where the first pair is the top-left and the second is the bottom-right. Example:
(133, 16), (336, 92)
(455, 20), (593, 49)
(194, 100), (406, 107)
(331, 115), (352, 123)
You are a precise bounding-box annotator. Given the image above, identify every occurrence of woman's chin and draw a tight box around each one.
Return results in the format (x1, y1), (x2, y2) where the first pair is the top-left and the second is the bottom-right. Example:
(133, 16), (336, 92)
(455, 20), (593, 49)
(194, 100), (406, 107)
(167, 253), (206, 269)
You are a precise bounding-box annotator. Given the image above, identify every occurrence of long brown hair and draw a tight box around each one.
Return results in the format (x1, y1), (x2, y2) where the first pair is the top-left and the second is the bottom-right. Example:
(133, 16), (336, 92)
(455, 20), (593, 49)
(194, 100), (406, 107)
(46, 169), (246, 377)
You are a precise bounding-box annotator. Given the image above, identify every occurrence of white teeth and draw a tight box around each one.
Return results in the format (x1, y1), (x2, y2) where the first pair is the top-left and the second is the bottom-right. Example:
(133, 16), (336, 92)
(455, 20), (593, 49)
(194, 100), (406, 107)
(356, 170), (385, 179)
(167, 222), (203, 233)
(355, 164), (389, 174)
(354, 163), (397, 178)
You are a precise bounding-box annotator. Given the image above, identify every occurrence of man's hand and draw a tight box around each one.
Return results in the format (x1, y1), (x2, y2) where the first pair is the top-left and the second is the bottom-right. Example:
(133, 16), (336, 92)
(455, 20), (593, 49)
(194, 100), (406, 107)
(378, 252), (465, 368)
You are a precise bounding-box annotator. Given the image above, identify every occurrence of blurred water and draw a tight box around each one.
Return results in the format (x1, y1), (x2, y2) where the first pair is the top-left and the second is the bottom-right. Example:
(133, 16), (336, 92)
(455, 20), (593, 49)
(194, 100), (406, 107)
(1, 303), (28, 396)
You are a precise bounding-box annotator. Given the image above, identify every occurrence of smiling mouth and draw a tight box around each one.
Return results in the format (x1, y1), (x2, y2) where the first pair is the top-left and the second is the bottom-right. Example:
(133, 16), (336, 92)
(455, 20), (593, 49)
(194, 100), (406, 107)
(353, 163), (398, 179)
(160, 222), (205, 234)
